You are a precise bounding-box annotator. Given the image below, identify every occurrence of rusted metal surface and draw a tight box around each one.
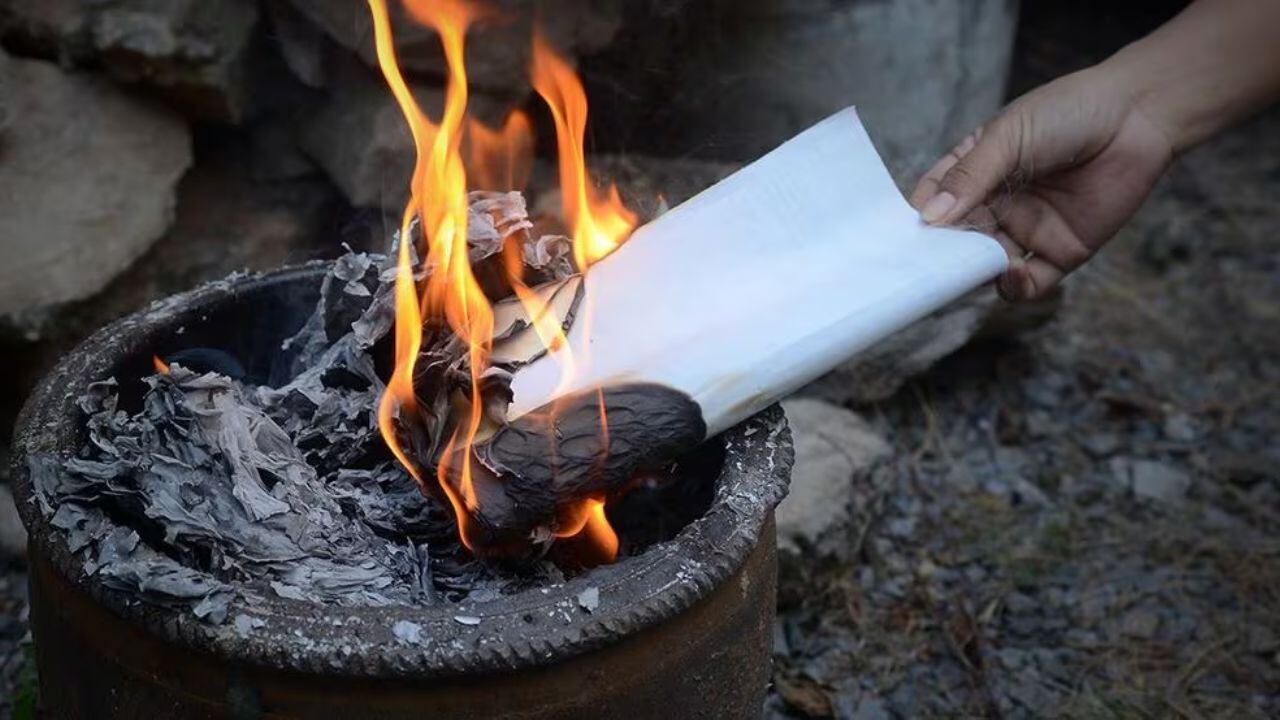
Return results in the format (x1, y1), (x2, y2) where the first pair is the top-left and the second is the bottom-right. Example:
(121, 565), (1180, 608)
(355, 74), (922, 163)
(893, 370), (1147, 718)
(29, 520), (777, 719)
(13, 264), (794, 718)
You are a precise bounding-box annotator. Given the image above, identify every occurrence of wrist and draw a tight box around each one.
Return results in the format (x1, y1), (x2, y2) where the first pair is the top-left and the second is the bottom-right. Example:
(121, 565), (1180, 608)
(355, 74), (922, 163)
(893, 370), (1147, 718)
(1094, 43), (1189, 155)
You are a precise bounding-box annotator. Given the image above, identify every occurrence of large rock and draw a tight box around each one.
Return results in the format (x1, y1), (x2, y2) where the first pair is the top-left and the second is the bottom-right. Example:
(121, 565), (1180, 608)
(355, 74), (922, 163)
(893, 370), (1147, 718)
(1, 0), (260, 122)
(91, 0), (261, 122)
(588, 0), (1019, 184)
(286, 0), (624, 94)
(0, 49), (10, 136)
(0, 54), (191, 319)
(0, 0), (91, 59)
(777, 398), (891, 555)
(802, 289), (999, 405)
(300, 57), (508, 211)
(0, 485), (26, 563)
(264, 0), (327, 88)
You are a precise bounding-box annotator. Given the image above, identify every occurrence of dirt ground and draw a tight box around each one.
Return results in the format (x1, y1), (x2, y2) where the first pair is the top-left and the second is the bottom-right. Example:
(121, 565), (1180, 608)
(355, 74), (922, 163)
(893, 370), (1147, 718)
(767, 101), (1280, 718)
(765, 4), (1280, 715)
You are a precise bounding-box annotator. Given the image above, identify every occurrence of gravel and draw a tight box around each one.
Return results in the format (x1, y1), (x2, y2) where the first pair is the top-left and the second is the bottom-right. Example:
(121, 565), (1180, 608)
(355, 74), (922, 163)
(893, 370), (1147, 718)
(766, 102), (1280, 720)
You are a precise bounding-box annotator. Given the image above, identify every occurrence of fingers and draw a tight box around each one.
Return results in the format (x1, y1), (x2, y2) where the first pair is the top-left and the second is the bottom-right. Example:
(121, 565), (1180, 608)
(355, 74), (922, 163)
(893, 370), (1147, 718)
(998, 256), (1064, 302)
(910, 129), (980, 210)
(916, 117), (1021, 226)
(962, 189), (1082, 303)
(995, 191), (1095, 274)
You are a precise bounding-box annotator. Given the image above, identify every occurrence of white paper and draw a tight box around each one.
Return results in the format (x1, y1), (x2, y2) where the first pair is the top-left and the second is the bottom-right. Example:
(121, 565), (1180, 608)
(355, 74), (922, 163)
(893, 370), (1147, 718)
(508, 107), (1008, 435)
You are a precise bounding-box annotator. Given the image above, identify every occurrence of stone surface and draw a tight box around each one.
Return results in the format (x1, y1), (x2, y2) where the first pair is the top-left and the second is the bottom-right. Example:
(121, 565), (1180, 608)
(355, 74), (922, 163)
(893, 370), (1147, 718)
(300, 57), (508, 211)
(287, 0), (623, 94)
(0, 486), (24, 562)
(587, 0), (1018, 183)
(0, 55), (191, 319)
(91, 0), (261, 122)
(1, 0), (261, 122)
(264, 0), (326, 88)
(0, 49), (9, 136)
(777, 398), (891, 554)
(0, 0), (91, 59)
(1116, 458), (1193, 504)
(802, 289), (999, 405)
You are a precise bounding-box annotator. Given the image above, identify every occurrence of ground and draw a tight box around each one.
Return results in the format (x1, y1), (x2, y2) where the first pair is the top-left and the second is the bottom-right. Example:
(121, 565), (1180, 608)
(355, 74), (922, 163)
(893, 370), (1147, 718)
(3, 3), (1278, 719)
(765, 90), (1280, 720)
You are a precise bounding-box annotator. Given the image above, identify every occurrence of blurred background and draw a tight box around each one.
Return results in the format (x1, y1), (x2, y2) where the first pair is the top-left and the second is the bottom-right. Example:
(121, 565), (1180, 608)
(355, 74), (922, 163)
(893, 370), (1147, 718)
(2, 0), (1277, 717)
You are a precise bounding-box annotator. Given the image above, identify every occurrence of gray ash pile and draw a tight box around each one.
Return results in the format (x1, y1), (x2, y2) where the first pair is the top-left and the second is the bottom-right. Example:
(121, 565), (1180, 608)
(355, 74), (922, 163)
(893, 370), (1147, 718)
(25, 192), (714, 624)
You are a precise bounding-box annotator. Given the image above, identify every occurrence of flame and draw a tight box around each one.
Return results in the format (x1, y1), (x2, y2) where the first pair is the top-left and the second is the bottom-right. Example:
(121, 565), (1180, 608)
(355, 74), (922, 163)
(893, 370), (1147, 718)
(370, 0), (628, 561)
(465, 111), (534, 192)
(152, 355), (169, 375)
(530, 30), (636, 270)
(369, 0), (492, 549)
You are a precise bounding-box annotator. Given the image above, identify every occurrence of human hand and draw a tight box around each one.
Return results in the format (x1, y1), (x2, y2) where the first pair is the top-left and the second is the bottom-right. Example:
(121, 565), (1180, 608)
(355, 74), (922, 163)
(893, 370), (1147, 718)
(911, 66), (1174, 300)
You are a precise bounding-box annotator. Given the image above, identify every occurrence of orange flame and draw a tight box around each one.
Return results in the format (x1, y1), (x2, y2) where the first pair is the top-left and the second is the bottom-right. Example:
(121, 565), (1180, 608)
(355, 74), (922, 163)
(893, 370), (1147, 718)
(369, 0), (492, 549)
(530, 30), (636, 270)
(152, 355), (169, 375)
(465, 111), (534, 192)
(370, 0), (627, 562)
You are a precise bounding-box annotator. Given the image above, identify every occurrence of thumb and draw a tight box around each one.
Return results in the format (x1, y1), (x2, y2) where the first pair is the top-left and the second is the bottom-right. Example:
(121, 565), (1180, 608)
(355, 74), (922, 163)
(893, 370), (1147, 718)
(919, 117), (1022, 226)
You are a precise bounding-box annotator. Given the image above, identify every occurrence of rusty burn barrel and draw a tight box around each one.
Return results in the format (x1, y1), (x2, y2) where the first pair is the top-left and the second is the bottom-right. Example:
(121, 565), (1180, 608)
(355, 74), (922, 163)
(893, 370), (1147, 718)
(11, 264), (794, 719)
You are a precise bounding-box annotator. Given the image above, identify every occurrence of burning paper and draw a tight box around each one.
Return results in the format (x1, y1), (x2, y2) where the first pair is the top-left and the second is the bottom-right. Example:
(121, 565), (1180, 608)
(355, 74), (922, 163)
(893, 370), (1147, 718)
(359, 0), (1005, 557)
(444, 108), (1008, 552)
(507, 107), (1009, 432)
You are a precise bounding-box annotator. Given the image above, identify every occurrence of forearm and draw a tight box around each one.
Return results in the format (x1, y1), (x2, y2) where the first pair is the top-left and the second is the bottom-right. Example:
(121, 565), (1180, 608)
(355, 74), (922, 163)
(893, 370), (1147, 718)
(1103, 0), (1280, 153)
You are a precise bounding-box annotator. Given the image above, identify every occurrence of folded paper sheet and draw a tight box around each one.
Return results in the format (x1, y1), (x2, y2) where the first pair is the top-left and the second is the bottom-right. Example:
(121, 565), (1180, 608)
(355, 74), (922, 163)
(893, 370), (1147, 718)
(509, 107), (1008, 435)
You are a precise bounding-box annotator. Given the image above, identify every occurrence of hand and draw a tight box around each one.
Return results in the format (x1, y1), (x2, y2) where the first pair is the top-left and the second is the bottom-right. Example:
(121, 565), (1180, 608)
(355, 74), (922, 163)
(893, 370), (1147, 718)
(911, 66), (1175, 301)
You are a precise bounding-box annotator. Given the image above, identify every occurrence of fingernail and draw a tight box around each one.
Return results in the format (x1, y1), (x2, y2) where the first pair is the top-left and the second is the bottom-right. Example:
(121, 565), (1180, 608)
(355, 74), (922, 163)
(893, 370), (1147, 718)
(921, 192), (956, 224)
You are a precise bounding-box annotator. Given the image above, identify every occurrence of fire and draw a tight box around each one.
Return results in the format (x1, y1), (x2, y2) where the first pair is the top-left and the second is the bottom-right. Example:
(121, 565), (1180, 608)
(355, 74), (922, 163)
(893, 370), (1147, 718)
(530, 30), (636, 270)
(369, 0), (631, 564)
(369, 0), (490, 547)
(465, 111), (533, 192)
(152, 355), (169, 374)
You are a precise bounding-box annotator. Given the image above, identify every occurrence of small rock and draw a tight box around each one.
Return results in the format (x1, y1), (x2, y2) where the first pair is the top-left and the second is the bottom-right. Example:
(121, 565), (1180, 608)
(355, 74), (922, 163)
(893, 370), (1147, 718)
(270, 582), (307, 601)
(0, 54), (191, 318)
(996, 647), (1027, 669)
(1081, 432), (1121, 459)
(885, 516), (916, 539)
(776, 398), (891, 554)
(1119, 608), (1160, 639)
(847, 693), (890, 720)
(1117, 458), (1193, 504)
(392, 619), (423, 645)
(232, 614), (264, 636)
(1004, 592), (1037, 614)
(1162, 412), (1198, 442)
(1247, 625), (1279, 655)
(772, 620), (790, 657)
(0, 485), (27, 561)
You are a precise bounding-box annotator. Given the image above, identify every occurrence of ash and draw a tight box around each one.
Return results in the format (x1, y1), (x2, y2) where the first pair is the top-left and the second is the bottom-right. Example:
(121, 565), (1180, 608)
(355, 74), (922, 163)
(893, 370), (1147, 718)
(28, 192), (579, 623)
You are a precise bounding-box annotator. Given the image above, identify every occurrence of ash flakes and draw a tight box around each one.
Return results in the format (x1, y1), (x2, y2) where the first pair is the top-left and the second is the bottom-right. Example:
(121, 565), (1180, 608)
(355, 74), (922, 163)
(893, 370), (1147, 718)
(31, 193), (575, 624)
(392, 619), (423, 645)
(30, 359), (425, 622)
